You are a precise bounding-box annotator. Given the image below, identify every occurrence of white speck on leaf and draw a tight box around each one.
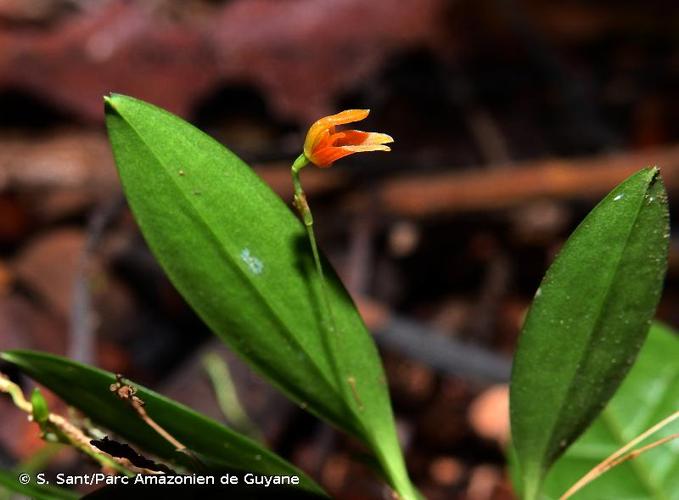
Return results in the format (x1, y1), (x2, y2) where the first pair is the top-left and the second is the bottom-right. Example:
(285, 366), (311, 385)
(240, 248), (264, 275)
(613, 193), (624, 201)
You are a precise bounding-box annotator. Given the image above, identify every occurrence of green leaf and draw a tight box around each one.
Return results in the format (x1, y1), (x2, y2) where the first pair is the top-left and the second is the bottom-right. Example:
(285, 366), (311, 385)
(510, 168), (669, 499)
(104, 94), (415, 498)
(0, 468), (78, 500)
(522, 323), (679, 499)
(1, 350), (325, 497)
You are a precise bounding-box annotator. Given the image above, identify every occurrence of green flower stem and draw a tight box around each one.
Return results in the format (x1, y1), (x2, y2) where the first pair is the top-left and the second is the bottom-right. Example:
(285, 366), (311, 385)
(291, 154), (337, 338)
(291, 154), (418, 500)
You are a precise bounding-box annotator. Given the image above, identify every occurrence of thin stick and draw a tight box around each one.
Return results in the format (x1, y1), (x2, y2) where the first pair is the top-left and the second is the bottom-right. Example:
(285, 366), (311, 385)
(560, 410), (679, 499)
(561, 432), (679, 498)
(110, 375), (186, 453)
(608, 433), (679, 468)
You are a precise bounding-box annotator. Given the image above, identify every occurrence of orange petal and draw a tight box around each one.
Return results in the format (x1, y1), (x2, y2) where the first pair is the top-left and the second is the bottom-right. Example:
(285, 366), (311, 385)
(309, 147), (357, 167)
(362, 132), (394, 145)
(316, 109), (370, 128)
(304, 110), (370, 155)
(310, 143), (391, 167)
(339, 144), (392, 153)
(333, 130), (368, 146)
(336, 130), (393, 147)
(304, 128), (329, 158)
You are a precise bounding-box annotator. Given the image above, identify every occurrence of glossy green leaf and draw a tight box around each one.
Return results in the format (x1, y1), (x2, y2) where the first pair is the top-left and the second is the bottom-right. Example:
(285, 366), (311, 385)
(538, 323), (679, 499)
(510, 168), (669, 499)
(104, 94), (415, 498)
(0, 468), (78, 500)
(0, 350), (325, 497)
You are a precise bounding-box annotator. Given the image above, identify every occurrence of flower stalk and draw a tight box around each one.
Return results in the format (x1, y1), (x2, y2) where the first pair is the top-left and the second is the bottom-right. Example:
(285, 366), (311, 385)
(291, 111), (420, 500)
(291, 153), (336, 339)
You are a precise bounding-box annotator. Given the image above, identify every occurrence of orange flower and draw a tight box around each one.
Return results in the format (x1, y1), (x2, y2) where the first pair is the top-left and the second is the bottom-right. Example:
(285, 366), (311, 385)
(303, 109), (394, 167)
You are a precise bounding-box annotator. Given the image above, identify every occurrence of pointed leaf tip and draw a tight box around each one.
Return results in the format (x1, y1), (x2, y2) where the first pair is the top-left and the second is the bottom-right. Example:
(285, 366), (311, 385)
(510, 168), (669, 498)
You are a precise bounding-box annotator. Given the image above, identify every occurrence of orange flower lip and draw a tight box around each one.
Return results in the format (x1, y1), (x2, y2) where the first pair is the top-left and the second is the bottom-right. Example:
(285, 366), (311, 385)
(303, 109), (394, 168)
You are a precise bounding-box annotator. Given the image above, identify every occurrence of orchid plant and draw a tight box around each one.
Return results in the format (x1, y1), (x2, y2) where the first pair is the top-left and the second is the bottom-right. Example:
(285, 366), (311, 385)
(1, 95), (678, 500)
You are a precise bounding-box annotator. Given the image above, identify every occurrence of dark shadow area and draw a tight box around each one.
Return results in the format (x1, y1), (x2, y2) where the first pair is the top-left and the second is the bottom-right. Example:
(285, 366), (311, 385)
(0, 89), (77, 130)
(191, 83), (296, 162)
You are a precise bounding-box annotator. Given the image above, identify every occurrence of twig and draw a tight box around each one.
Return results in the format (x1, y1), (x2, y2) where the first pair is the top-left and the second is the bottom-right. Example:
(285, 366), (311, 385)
(373, 147), (679, 218)
(109, 375), (186, 453)
(368, 309), (511, 383)
(607, 433), (679, 468)
(560, 409), (679, 499)
(333, 293), (512, 383)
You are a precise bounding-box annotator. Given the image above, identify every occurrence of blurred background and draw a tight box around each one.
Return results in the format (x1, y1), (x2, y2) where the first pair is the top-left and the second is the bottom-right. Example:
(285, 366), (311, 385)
(1, 0), (679, 498)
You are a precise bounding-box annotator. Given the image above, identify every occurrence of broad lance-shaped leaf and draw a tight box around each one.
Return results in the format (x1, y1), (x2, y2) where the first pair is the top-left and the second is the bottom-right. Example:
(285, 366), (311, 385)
(540, 323), (679, 498)
(1, 350), (325, 497)
(510, 167), (669, 499)
(0, 468), (78, 500)
(104, 94), (416, 498)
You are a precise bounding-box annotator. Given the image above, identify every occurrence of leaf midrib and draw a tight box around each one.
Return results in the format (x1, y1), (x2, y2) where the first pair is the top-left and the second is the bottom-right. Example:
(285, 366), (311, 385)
(543, 174), (656, 472)
(109, 99), (407, 493)
(110, 104), (358, 433)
